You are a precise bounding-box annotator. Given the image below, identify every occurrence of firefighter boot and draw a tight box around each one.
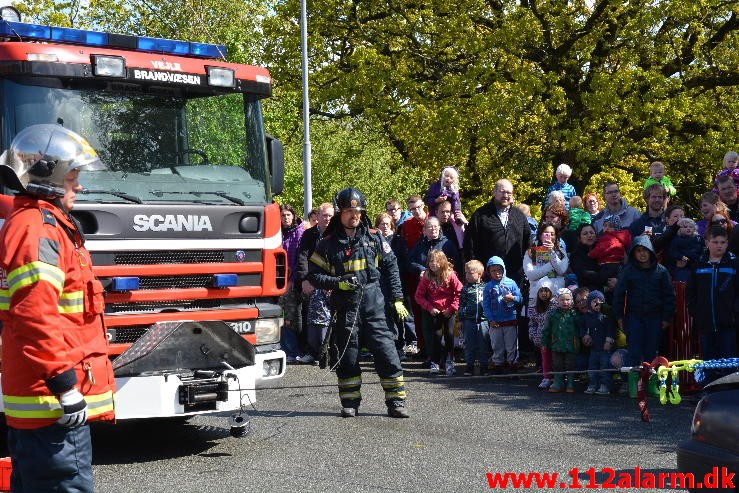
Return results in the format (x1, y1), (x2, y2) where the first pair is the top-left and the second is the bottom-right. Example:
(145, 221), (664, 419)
(565, 375), (575, 393)
(387, 401), (410, 418)
(548, 374), (564, 393)
(341, 407), (358, 418)
(628, 371), (640, 399)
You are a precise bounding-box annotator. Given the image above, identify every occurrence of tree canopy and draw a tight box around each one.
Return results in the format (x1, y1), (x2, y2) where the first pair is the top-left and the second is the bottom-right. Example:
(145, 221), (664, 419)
(264, 0), (739, 216)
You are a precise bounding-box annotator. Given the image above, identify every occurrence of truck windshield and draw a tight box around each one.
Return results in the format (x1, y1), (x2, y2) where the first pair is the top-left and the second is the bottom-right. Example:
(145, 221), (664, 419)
(0, 79), (270, 204)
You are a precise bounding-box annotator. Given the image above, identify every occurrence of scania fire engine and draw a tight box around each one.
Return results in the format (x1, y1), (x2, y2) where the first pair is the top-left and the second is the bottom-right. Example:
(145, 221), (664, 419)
(0, 9), (288, 420)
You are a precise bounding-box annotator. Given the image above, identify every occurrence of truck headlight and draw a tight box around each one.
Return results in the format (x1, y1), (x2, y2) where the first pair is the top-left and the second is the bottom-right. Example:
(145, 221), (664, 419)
(254, 318), (282, 345)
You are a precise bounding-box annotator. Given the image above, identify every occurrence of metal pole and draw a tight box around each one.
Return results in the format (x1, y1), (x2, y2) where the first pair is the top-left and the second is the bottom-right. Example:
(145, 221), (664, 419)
(300, 0), (312, 217)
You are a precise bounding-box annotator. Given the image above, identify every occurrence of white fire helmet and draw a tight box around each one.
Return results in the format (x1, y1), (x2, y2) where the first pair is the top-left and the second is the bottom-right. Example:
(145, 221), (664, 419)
(0, 124), (104, 197)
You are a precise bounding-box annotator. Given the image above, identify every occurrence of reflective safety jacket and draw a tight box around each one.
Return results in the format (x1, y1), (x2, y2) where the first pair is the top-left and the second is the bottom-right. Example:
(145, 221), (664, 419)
(0, 196), (115, 429)
(307, 223), (403, 305)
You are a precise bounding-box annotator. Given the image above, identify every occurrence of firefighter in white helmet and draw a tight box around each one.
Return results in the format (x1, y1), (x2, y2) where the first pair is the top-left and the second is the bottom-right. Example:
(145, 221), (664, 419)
(0, 124), (115, 493)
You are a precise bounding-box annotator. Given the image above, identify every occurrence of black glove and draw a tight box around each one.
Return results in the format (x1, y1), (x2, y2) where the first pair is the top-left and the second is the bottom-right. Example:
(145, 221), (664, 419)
(337, 274), (359, 291)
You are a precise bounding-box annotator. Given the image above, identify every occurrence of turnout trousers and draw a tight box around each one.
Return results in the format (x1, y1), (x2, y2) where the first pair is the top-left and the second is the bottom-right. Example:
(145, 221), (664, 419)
(9, 424), (93, 493)
(334, 284), (406, 409)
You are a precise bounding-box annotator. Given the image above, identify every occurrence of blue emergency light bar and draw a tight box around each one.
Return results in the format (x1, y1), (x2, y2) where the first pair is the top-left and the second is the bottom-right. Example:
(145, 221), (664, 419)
(212, 274), (238, 288)
(0, 20), (227, 59)
(112, 277), (140, 291)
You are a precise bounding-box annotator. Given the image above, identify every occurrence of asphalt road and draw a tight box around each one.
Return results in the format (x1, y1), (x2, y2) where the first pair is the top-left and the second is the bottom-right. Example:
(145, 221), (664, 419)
(86, 361), (695, 492)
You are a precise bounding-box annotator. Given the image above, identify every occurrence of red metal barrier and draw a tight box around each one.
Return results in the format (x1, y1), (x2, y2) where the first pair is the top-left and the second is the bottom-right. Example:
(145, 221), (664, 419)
(669, 282), (699, 392)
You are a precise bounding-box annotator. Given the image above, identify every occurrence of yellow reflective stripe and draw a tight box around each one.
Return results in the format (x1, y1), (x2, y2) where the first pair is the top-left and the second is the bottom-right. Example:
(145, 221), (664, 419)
(3, 390), (114, 419)
(7, 261), (64, 295)
(338, 391), (361, 399)
(85, 391), (113, 404)
(384, 390), (407, 399)
(309, 252), (335, 274)
(58, 290), (84, 313)
(380, 378), (405, 389)
(342, 258), (367, 272)
(338, 376), (362, 387)
(0, 289), (8, 311)
(87, 391), (114, 416)
(3, 394), (60, 405)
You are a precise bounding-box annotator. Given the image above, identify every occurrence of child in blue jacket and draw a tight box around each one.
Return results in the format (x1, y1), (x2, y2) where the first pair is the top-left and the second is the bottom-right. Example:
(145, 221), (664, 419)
(483, 256), (522, 373)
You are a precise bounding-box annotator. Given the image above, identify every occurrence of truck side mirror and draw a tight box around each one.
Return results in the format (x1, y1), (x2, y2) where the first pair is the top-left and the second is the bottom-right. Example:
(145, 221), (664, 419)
(265, 134), (284, 196)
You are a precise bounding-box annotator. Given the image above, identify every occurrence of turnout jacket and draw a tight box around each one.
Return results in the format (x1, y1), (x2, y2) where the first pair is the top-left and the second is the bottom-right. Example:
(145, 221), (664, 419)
(307, 223), (403, 305)
(686, 252), (739, 332)
(0, 196), (115, 429)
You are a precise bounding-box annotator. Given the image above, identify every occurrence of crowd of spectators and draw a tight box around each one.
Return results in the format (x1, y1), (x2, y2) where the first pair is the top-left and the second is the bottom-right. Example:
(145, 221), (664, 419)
(279, 157), (739, 391)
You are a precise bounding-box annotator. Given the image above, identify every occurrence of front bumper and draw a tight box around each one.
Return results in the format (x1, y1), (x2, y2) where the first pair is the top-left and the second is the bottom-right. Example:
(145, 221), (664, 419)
(254, 348), (286, 387)
(676, 439), (738, 492)
(113, 366), (257, 420)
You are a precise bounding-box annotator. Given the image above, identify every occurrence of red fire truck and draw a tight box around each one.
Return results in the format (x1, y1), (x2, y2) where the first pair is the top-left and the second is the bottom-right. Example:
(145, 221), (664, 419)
(0, 11), (288, 420)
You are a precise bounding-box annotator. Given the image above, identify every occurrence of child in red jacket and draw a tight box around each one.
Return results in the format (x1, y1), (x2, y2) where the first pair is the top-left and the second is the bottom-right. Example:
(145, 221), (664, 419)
(588, 215), (632, 282)
(415, 249), (463, 376)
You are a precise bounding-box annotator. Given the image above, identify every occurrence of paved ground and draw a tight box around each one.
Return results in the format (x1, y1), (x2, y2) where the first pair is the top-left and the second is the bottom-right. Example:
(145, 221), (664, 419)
(84, 360), (696, 492)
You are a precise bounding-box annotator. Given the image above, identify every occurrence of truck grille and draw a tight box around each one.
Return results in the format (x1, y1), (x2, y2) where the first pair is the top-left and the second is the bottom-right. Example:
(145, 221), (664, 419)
(108, 299), (224, 313)
(116, 250), (225, 264)
(275, 252), (287, 289)
(95, 249), (262, 265)
(108, 326), (148, 344)
(140, 274), (215, 289)
(100, 274), (261, 291)
(136, 274), (261, 290)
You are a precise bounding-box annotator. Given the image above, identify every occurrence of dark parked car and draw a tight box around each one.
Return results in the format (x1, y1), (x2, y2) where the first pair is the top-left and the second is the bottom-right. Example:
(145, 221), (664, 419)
(676, 372), (739, 493)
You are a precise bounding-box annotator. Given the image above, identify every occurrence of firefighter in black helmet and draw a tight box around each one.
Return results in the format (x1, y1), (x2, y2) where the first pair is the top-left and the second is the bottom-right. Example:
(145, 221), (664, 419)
(307, 187), (411, 418)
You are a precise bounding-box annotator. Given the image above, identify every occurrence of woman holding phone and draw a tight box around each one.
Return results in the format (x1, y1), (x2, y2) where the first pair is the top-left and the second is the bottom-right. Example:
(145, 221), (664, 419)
(524, 222), (570, 317)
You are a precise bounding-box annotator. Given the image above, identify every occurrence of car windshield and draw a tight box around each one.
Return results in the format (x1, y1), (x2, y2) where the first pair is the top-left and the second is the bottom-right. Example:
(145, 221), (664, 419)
(0, 79), (270, 204)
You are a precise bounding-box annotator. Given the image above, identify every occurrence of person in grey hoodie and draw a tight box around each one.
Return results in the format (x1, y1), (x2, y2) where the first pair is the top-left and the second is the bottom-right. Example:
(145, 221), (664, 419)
(592, 182), (642, 234)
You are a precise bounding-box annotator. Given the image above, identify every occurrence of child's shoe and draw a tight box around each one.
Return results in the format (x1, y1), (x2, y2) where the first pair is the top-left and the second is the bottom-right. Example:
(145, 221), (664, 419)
(464, 365), (474, 376)
(429, 362), (440, 375)
(446, 362), (456, 376)
(548, 375), (564, 393)
(595, 384), (610, 395)
(538, 378), (552, 389)
(584, 384), (597, 394)
(565, 376), (576, 393)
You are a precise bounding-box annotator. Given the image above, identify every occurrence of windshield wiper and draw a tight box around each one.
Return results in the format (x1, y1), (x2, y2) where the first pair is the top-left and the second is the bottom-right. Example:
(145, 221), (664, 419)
(150, 190), (245, 205)
(81, 189), (143, 204)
